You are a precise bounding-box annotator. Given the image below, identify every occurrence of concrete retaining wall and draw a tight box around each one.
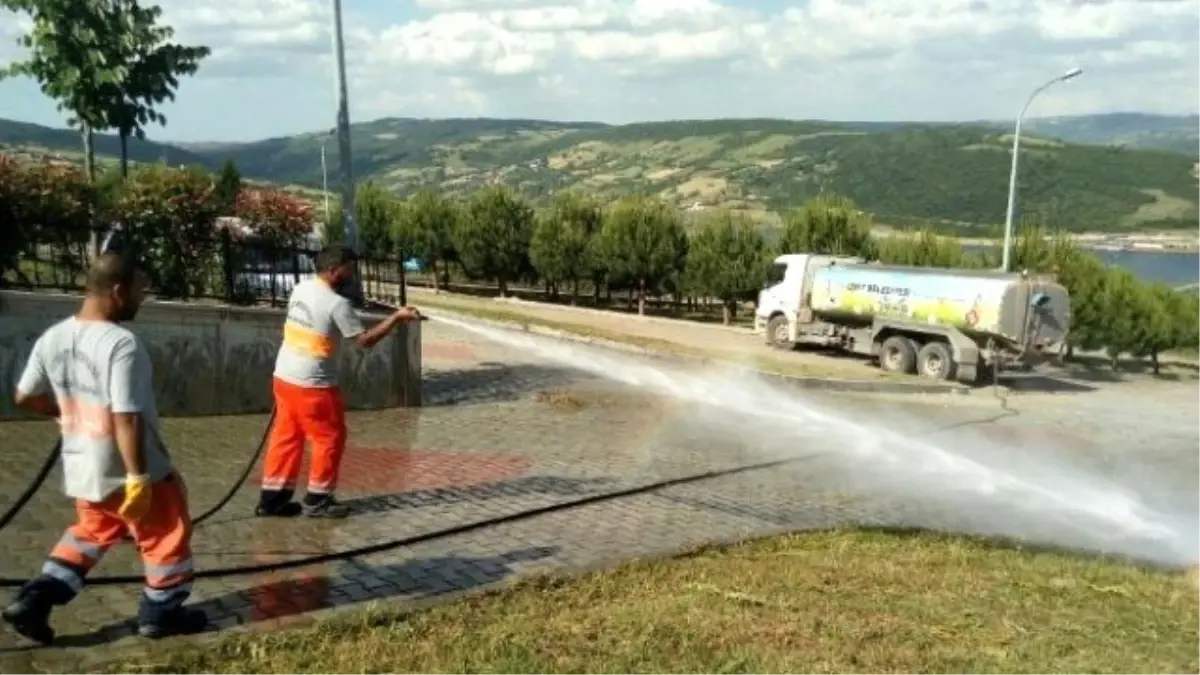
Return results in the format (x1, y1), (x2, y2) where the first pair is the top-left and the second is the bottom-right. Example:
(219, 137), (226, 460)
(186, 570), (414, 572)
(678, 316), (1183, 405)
(0, 291), (421, 420)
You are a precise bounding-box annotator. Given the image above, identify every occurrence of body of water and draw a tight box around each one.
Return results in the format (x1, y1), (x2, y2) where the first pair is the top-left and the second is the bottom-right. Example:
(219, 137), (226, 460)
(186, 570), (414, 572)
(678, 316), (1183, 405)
(965, 246), (1198, 288)
(1093, 249), (1198, 288)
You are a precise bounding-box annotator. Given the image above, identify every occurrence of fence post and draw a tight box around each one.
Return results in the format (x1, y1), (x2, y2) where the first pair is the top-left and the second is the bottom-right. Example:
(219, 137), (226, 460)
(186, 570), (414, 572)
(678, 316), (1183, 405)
(267, 242), (278, 306)
(398, 251), (408, 307)
(220, 229), (234, 304)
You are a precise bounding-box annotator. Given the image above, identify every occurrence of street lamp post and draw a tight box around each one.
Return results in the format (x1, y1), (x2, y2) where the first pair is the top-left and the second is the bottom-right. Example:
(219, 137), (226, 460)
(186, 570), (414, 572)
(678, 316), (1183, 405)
(1000, 67), (1083, 273)
(329, 0), (357, 253)
(319, 128), (334, 229)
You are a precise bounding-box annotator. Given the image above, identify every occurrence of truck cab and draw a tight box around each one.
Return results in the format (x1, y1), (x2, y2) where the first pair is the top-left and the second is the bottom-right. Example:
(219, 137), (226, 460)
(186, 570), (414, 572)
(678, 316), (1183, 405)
(754, 253), (861, 346)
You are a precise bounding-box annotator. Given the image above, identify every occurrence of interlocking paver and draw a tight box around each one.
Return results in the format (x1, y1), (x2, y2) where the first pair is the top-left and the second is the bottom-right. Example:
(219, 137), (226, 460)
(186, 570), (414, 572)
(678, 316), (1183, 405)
(0, 319), (1195, 671)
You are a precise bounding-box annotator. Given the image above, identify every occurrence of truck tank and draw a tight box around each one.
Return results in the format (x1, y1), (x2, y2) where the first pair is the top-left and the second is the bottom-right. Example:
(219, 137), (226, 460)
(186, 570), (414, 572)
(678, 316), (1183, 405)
(808, 263), (1071, 348)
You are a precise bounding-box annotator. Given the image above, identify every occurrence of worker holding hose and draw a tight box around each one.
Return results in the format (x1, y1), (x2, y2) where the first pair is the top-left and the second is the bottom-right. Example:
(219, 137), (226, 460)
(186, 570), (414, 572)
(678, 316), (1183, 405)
(256, 245), (421, 519)
(3, 253), (205, 645)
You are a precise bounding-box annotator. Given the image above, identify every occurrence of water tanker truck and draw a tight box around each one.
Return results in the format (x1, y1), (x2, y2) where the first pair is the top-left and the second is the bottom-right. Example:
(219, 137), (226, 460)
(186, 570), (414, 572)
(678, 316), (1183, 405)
(753, 253), (1072, 384)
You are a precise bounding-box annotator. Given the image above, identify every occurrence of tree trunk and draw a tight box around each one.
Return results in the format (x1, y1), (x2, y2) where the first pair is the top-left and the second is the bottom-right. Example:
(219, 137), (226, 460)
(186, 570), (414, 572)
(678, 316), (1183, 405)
(440, 262), (451, 290)
(430, 260), (441, 292)
(119, 132), (130, 179)
(498, 276), (509, 298)
(571, 278), (580, 306)
(721, 301), (732, 325)
(1151, 349), (1160, 375)
(637, 278), (646, 316)
(82, 124), (99, 258)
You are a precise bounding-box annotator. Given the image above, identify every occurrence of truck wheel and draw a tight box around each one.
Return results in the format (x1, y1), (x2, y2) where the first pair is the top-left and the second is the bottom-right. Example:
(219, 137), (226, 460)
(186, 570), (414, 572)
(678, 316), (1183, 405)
(766, 314), (794, 350)
(879, 335), (917, 374)
(917, 341), (956, 381)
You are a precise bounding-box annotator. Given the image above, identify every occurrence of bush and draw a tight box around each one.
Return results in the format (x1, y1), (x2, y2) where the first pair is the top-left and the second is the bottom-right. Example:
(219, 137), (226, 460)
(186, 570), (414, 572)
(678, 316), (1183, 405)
(117, 164), (223, 299)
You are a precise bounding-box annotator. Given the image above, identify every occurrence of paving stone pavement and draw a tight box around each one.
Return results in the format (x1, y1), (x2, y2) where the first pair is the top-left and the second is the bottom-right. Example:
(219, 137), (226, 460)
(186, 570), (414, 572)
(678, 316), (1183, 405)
(0, 320), (1196, 671)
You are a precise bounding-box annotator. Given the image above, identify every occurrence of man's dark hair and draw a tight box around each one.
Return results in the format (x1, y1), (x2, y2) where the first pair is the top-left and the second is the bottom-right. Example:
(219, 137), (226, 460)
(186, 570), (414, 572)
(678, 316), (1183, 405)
(315, 245), (358, 274)
(85, 252), (142, 294)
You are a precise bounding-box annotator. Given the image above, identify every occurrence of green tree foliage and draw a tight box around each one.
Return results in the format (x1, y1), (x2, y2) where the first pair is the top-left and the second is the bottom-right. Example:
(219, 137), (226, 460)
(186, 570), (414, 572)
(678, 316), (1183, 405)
(875, 229), (969, 268)
(355, 181), (397, 258)
(595, 195), (687, 315)
(96, 0), (209, 177)
(685, 210), (767, 324)
(4, 160), (1198, 372)
(1, 0), (115, 182)
(214, 158), (242, 214)
(455, 186), (534, 297)
(529, 191), (602, 303)
(778, 195), (875, 258)
(397, 188), (458, 291)
(116, 163), (221, 298)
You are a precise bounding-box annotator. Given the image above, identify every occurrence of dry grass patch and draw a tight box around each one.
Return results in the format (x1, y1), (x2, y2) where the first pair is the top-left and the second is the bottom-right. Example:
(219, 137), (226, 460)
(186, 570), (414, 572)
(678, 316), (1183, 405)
(112, 529), (1199, 674)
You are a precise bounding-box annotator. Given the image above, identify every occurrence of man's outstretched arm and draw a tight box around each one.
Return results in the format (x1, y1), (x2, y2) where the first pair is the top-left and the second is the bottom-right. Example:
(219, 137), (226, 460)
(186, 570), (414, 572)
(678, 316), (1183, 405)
(335, 302), (421, 350)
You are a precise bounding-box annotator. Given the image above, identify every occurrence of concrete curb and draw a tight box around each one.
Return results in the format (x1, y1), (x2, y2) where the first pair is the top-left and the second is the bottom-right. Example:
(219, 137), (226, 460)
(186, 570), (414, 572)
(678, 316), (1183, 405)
(426, 307), (970, 397)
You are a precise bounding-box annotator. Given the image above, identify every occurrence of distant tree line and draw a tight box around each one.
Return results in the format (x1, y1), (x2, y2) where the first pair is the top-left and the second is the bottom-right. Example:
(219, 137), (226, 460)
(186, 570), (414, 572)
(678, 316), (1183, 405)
(328, 180), (1198, 372)
(2, 156), (1196, 372)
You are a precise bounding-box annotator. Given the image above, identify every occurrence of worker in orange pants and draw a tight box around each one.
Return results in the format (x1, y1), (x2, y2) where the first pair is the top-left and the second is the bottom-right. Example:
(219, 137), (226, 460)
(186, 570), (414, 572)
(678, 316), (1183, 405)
(4, 254), (205, 645)
(256, 245), (420, 519)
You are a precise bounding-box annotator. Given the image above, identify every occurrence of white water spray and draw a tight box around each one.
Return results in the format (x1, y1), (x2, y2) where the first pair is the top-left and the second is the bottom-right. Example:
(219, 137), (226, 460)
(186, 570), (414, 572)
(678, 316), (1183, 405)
(430, 314), (1198, 567)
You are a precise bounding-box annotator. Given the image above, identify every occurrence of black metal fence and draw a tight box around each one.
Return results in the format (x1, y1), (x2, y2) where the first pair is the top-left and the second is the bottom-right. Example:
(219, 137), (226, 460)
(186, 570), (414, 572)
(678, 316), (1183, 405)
(1, 226), (409, 309)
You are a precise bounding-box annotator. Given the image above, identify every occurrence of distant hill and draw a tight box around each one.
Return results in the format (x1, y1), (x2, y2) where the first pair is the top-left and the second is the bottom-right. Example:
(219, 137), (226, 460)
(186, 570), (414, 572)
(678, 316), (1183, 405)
(0, 118), (209, 168)
(1, 113), (1196, 233)
(978, 113), (1199, 156)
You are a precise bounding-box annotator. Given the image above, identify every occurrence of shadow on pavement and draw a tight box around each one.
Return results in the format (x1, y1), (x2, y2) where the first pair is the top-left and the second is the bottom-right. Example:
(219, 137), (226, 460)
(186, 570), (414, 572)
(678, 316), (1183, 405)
(998, 373), (1098, 393)
(341, 474), (620, 517)
(19, 545), (559, 653)
(422, 362), (588, 407)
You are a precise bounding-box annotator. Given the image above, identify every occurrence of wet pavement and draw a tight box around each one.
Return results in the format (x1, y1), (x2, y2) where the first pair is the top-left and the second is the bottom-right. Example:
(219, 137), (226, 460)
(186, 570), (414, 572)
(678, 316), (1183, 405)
(0, 320), (1196, 671)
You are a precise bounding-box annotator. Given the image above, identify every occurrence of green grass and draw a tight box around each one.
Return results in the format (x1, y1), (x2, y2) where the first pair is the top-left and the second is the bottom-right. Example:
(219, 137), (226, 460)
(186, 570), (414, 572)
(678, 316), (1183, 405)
(109, 529), (1200, 674)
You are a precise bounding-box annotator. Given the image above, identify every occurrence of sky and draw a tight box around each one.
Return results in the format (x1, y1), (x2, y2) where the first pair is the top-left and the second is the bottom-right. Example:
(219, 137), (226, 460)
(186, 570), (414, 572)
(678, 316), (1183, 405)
(0, 0), (1197, 143)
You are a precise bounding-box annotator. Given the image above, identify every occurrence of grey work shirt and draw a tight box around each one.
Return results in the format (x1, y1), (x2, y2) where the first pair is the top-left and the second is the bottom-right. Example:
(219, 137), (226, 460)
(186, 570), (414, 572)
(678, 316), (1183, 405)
(16, 317), (172, 503)
(273, 278), (366, 388)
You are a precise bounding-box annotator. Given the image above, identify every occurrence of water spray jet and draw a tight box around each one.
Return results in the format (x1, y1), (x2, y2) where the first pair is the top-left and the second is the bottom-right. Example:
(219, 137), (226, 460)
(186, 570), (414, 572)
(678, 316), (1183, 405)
(427, 312), (1198, 568)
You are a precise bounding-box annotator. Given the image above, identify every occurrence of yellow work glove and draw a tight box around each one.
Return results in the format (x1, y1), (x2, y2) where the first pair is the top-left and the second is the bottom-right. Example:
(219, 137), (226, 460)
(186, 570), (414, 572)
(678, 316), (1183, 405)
(118, 474), (153, 521)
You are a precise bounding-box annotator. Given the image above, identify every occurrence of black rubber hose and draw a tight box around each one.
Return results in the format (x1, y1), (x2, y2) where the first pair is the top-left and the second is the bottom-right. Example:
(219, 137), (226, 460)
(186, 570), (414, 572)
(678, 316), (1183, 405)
(0, 440), (61, 531)
(0, 408), (275, 533)
(0, 456), (809, 587)
(188, 407), (275, 527)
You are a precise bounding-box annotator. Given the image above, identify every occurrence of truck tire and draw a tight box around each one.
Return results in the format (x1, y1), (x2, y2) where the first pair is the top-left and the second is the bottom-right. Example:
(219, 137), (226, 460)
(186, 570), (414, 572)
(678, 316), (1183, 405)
(879, 335), (917, 374)
(917, 341), (956, 381)
(766, 314), (794, 350)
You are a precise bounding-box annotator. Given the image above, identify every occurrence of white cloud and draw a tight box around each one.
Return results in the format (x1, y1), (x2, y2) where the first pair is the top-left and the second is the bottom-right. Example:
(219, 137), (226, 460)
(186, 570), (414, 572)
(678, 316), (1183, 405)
(0, 0), (1196, 140)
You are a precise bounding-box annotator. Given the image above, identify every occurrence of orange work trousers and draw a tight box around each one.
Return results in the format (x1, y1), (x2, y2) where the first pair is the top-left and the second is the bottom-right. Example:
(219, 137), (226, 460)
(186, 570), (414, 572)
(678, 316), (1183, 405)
(261, 377), (347, 498)
(36, 475), (194, 615)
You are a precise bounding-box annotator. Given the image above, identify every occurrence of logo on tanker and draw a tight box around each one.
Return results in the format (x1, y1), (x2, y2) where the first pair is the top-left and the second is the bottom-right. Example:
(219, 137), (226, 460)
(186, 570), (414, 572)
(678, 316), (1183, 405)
(845, 282), (911, 297)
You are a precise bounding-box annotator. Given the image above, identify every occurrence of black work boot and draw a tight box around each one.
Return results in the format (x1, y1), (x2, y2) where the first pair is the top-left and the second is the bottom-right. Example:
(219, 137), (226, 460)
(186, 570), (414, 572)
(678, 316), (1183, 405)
(2, 593), (55, 646)
(255, 488), (303, 518)
(254, 501), (303, 518)
(137, 605), (209, 640)
(302, 494), (350, 519)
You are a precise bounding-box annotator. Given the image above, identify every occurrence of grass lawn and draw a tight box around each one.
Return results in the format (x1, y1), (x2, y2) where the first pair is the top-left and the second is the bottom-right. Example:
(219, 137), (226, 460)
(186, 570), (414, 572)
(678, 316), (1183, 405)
(112, 529), (1198, 674)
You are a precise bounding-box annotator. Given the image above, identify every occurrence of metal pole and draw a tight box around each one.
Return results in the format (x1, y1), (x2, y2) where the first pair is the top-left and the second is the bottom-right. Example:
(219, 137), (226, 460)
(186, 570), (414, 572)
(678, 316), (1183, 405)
(1000, 68), (1083, 272)
(320, 140), (330, 229)
(330, 0), (357, 253)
